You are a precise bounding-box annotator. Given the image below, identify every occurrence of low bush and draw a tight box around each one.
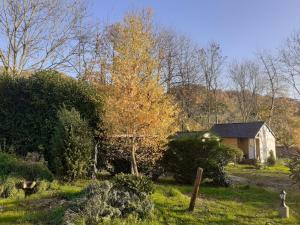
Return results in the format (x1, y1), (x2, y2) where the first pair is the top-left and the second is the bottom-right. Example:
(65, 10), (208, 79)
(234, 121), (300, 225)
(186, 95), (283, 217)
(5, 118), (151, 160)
(36, 180), (50, 193)
(267, 150), (276, 166)
(49, 180), (60, 190)
(139, 161), (165, 181)
(0, 152), (53, 181)
(163, 133), (243, 186)
(112, 173), (154, 195)
(63, 175), (154, 224)
(0, 177), (25, 199)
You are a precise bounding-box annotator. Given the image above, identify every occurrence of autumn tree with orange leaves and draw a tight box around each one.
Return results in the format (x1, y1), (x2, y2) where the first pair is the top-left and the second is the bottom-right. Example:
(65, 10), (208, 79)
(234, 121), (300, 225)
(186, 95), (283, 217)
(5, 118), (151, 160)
(104, 11), (179, 176)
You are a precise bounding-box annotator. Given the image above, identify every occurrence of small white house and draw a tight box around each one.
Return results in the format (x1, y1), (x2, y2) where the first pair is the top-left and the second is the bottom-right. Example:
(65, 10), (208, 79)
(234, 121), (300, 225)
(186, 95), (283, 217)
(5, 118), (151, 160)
(211, 121), (276, 163)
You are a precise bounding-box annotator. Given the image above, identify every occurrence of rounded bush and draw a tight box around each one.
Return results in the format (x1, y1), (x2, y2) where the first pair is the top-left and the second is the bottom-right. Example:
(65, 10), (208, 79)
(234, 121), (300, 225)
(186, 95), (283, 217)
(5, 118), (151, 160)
(112, 173), (154, 195)
(14, 189), (25, 199)
(63, 175), (154, 224)
(163, 133), (243, 186)
(0, 152), (53, 181)
(267, 150), (276, 166)
(49, 180), (60, 190)
(36, 180), (50, 193)
(0, 177), (24, 198)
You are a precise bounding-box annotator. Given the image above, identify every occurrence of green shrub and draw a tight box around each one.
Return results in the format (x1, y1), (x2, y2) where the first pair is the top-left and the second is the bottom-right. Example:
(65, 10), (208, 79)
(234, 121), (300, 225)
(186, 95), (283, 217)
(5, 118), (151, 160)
(14, 189), (25, 199)
(0, 71), (103, 163)
(288, 156), (300, 187)
(267, 150), (276, 166)
(49, 180), (60, 190)
(36, 180), (50, 193)
(138, 160), (164, 181)
(16, 161), (54, 181)
(163, 133), (243, 186)
(63, 176), (154, 224)
(0, 177), (24, 199)
(0, 152), (53, 181)
(51, 107), (94, 181)
(112, 173), (154, 195)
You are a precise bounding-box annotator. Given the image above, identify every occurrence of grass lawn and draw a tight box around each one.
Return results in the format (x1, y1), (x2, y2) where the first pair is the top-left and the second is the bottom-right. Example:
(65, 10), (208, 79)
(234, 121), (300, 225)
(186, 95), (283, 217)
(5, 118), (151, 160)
(0, 162), (299, 225)
(226, 160), (295, 191)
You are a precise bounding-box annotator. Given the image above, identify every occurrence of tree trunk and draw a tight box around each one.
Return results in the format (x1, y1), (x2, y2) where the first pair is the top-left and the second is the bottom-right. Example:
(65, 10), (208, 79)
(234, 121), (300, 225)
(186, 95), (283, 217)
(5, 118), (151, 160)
(93, 142), (99, 179)
(131, 142), (139, 176)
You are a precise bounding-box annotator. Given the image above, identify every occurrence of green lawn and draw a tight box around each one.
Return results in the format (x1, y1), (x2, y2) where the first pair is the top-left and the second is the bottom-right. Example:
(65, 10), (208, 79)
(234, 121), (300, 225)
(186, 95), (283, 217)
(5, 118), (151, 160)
(226, 160), (296, 191)
(0, 163), (299, 225)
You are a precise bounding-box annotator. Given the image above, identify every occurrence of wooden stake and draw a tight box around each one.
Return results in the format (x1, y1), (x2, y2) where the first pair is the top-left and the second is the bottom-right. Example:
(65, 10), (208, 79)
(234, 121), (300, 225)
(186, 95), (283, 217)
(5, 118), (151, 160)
(188, 167), (203, 211)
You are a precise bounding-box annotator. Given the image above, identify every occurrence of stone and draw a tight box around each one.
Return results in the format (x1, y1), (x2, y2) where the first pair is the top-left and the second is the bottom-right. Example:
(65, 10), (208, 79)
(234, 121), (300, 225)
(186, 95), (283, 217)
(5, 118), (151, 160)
(279, 206), (289, 218)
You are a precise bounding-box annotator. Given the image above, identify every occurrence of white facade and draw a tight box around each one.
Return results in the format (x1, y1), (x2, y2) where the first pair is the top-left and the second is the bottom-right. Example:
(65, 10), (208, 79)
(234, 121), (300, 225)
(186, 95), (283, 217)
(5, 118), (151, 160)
(248, 138), (256, 159)
(248, 124), (276, 162)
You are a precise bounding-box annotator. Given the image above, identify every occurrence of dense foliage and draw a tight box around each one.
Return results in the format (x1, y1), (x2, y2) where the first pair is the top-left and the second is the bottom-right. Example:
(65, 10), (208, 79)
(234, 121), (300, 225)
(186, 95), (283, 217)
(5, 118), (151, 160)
(63, 174), (154, 224)
(0, 152), (59, 199)
(0, 152), (53, 181)
(0, 177), (25, 199)
(104, 12), (179, 176)
(51, 107), (94, 181)
(0, 71), (103, 162)
(100, 141), (164, 180)
(163, 133), (243, 186)
(289, 156), (300, 187)
(112, 173), (154, 195)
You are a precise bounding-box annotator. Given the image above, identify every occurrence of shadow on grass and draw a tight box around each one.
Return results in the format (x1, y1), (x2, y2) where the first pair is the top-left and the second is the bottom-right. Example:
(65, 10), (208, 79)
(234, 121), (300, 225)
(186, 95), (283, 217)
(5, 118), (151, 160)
(23, 206), (65, 225)
(0, 215), (23, 224)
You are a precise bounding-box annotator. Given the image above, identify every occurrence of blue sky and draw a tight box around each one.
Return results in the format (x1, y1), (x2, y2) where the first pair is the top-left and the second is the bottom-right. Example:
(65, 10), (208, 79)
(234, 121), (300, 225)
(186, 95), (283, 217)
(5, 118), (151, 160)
(90, 0), (300, 61)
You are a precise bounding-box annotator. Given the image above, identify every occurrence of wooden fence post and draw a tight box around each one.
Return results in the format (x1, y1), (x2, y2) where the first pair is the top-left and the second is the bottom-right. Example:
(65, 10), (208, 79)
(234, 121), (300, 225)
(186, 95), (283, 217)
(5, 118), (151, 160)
(188, 167), (203, 211)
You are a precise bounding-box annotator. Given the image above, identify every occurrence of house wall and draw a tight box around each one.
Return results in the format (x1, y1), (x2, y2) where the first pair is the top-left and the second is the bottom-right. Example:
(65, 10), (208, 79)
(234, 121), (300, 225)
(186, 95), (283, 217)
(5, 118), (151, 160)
(256, 125), (276, 162)
(248, 139), (256, 159)
(222, 138), (238, 147)
(222, 138), (249, 158)
(237, 138), (249, 158)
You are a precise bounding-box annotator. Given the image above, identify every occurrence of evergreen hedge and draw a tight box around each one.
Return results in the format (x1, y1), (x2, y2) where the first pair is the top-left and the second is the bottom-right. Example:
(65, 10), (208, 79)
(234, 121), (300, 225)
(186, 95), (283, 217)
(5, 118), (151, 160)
(0, 71), (103, 163)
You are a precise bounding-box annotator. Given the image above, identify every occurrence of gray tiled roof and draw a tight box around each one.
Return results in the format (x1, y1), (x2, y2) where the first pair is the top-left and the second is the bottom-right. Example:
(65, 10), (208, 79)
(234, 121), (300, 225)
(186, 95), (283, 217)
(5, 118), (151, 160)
(211, 121), (265, 138)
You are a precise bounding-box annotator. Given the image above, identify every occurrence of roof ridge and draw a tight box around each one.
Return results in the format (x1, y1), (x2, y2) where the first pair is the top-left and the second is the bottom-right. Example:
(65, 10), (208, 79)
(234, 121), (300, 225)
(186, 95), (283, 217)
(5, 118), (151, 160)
(213, 121), (265, 125)
(211, 121), (268, 138)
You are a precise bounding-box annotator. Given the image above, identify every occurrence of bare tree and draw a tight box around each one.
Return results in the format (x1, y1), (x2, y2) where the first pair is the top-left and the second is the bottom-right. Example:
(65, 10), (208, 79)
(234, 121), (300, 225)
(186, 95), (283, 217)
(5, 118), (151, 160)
(173, 36), (200, 130)
(0, 0), (90, 76)
(176, 36), (199, 86)
(198, 42), (225, 126)
(155, 29), (179, 92)
(281, 31), (300, 97)
(71, 27), (114, 83)
(156, 29), (201, 130)
(229, 61), (264, 122)
(258, 52), (286, 125)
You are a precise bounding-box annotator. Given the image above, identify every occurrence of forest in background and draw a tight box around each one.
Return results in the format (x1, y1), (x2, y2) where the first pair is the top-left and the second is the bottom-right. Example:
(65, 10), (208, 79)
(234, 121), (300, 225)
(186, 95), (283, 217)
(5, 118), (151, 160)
(0, 2), (300, 151)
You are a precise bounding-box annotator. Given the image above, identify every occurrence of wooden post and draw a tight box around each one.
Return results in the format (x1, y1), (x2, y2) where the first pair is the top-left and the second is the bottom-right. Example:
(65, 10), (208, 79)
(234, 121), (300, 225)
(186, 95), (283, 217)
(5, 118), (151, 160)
(188, 167), (203, 211)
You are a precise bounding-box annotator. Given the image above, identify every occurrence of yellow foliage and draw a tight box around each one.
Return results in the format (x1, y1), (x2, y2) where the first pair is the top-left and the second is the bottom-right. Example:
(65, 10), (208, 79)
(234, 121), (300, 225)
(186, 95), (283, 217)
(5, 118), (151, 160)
(104, 11), (179, 158)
